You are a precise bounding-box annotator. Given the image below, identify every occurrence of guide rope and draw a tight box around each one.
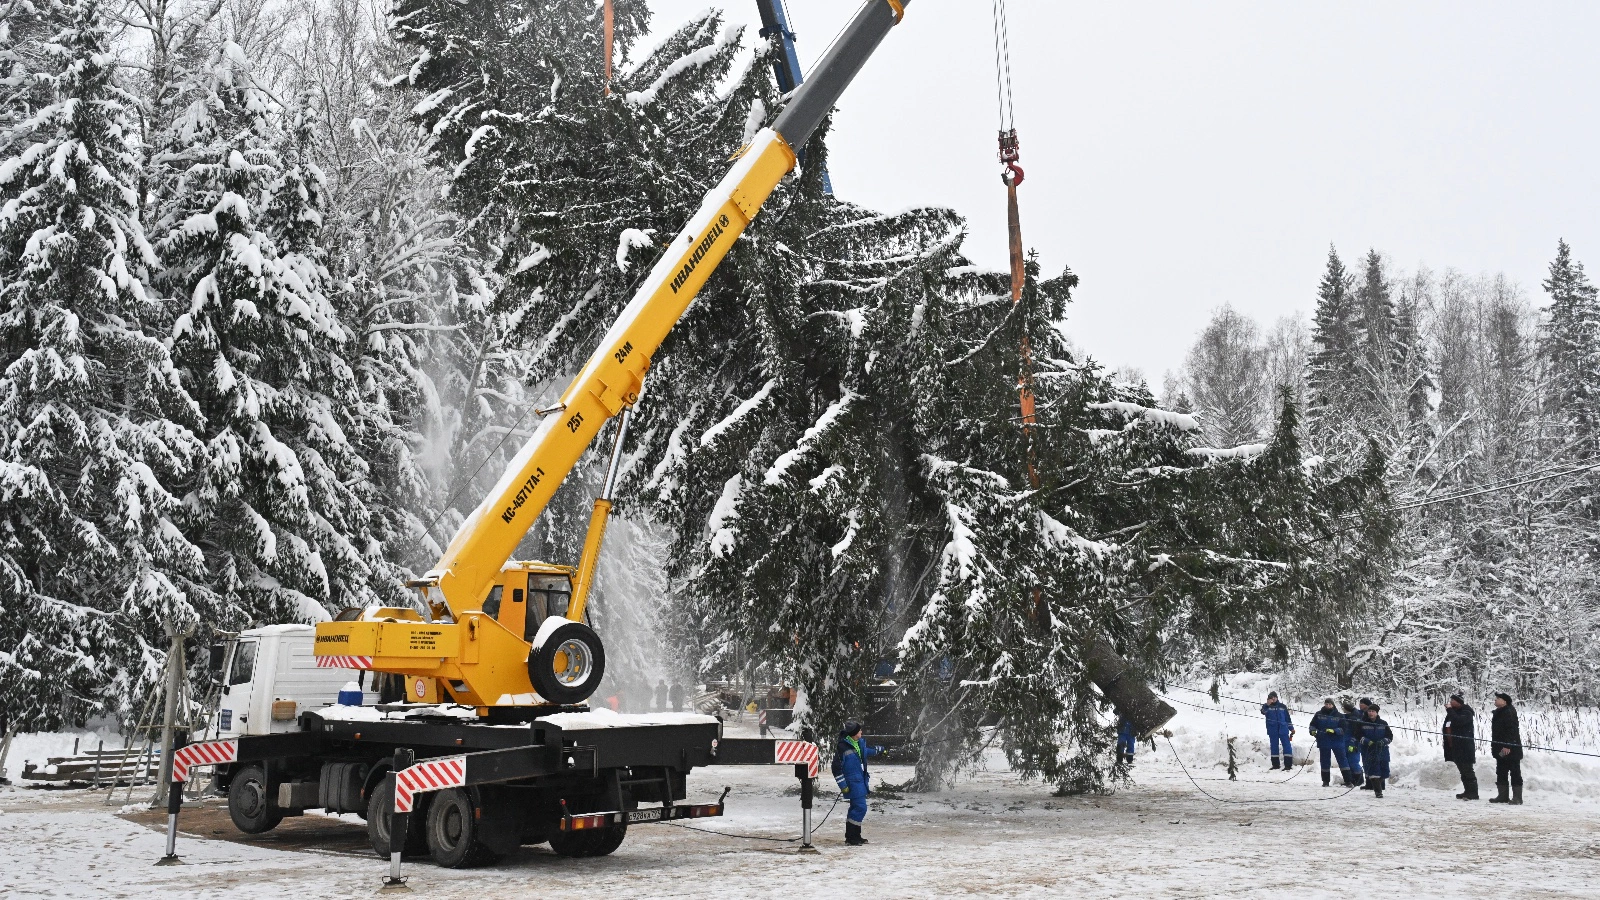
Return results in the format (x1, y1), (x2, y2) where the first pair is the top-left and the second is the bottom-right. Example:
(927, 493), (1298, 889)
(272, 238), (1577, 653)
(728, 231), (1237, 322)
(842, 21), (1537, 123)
(661, 794), (842, 843)
(1165, 737), (1359, 804)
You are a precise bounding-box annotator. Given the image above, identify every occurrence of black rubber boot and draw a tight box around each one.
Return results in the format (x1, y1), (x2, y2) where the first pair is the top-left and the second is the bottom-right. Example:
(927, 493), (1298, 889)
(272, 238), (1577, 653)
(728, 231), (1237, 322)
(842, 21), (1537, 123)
(1489, 784), (1509, 804)
(1322, 770), (1331, 787)
(1374, 778), (1385, 799)
(1511, 785), (1523, 805)
(845, 822), (867, 846)
(1270, 757), (1280, 770)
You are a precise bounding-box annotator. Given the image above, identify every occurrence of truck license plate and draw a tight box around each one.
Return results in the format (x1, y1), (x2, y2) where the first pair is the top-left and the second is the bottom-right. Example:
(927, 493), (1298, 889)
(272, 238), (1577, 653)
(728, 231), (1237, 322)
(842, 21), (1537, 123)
(627, 809), (664, 823)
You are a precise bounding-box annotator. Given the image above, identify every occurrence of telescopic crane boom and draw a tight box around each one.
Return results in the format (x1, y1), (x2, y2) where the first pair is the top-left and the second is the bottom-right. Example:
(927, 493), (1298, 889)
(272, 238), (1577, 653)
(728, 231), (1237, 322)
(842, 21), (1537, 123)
(315, 0), (911, 711)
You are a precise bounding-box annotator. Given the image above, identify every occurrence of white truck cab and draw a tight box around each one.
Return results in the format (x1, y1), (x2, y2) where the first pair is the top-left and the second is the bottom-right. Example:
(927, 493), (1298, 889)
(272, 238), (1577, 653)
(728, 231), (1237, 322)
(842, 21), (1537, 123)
(209, 624), (377, 739)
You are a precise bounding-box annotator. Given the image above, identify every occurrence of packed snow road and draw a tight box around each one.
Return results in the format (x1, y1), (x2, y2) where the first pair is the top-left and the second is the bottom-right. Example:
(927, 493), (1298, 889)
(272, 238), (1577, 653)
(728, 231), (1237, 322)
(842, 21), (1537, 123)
(2, 751), (1596, 899)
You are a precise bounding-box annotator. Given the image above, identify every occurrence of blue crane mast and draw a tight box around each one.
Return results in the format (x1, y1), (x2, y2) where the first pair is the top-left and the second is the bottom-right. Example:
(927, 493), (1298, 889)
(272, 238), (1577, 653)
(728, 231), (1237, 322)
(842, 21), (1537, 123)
(754, 0), (834, 194)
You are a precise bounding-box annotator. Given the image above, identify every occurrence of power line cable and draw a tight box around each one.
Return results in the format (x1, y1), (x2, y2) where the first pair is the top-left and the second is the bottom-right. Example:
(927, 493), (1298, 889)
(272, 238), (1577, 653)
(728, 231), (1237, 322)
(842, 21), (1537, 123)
(1401, 453), (1600, 505)
(1386, 461), (1600, 512)
(1335, 459), (1600, 522)
(1163, 684), (1600, 760)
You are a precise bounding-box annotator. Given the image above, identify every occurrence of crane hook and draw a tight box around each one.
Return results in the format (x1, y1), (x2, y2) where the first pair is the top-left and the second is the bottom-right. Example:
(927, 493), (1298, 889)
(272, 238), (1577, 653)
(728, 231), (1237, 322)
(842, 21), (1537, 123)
(998, 128), (1024, 186)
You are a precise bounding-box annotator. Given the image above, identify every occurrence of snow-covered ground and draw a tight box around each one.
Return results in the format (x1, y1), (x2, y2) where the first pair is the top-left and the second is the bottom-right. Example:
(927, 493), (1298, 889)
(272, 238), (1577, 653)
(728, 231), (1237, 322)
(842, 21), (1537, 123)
(2, 685), (1597, 898)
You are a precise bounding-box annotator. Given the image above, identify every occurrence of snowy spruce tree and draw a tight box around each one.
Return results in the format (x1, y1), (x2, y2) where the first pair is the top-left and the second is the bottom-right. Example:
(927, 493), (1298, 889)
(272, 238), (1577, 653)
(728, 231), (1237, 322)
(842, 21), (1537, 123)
(155, 41), (385, 626)
(0, 0), (207, 727)
(1540, 239), (1600, 447)
(391, 0), (1393, 789)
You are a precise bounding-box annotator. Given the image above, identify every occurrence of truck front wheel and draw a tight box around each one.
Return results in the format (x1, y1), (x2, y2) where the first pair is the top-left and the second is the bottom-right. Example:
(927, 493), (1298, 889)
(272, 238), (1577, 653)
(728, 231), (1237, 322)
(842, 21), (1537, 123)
(426, 788), (502, 868)
(227, 765), (283, 834)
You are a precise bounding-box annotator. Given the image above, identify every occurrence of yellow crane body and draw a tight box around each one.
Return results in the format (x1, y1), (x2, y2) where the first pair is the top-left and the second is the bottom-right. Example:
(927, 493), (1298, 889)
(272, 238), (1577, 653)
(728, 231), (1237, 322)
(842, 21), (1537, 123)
(315, 0), (909, 710)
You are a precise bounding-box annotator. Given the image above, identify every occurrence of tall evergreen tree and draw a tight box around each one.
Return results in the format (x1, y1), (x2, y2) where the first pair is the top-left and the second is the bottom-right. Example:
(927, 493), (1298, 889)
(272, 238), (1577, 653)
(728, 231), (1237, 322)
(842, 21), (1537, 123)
(157, 40), (383, 625)
(1540, 239), (1600, 446)
(1356, 249), (1399, 402)
(0, 0), (207, 727)
(1307, 246), (1361, 447)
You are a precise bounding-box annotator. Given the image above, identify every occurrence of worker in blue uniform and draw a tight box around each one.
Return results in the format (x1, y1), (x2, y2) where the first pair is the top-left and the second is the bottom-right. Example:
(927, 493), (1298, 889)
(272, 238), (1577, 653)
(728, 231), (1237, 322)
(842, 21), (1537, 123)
(1339, 699), (1363, 785)
(1347, 698), (1371, 787)
(1307, 698), (1348, 787)
(1261, 691), (1295, 770)
(1360, 703), (1394, 798)
(833, 721), (882, 846)
(1116, 715), (1137, 765)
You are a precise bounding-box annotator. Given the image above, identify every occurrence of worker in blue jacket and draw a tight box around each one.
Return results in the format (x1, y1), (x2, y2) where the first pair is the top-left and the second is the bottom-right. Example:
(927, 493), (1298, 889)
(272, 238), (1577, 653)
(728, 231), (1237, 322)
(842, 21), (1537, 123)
(1340, 699), (1364, 785)
(1116, 715), (1137, 765)
(1307, 698), (1348, 787)
(1360, 703), (1394, 798)
(1261, 691), (1295, 770)
(833, 721), (882, 846)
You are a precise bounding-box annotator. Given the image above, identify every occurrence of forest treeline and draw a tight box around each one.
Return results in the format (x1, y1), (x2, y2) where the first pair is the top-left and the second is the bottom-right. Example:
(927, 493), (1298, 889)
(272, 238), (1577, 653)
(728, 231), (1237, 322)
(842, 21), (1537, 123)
(5, 0), (1551, 791)
(1168, 244), (1600, 703)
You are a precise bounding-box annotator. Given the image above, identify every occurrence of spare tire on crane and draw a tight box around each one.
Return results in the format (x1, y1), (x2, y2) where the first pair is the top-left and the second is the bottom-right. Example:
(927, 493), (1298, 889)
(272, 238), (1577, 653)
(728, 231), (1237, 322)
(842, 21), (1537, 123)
(529, 618), (606, 705)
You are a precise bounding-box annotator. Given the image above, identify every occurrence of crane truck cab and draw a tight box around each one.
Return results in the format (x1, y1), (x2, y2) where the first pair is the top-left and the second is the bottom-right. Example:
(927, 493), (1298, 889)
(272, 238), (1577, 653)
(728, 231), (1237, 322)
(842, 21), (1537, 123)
(209, 625), (379, 739)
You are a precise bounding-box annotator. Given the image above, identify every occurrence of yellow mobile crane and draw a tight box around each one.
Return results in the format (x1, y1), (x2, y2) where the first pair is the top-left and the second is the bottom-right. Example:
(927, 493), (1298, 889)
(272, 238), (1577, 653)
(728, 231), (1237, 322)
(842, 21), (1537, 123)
(315, 0), (914, 711)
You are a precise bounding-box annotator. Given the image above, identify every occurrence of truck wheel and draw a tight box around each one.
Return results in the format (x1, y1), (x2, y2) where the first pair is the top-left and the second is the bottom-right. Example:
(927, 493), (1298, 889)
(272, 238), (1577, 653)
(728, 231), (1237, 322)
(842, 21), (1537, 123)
(227, 765), (283, 834)
(366, 776), (428, 858)
(528, 620), (606, 705)
(426, 788), (501, 868)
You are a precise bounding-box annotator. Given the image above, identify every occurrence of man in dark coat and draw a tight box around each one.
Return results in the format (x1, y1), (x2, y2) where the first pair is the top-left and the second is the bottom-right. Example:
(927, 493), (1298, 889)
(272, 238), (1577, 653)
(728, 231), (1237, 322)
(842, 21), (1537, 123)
(1360, 703), (1393, 798)
(669, 682), (685, 712)
(1442, 694), (1478, 800)
(1347, 699), (1369, 787)
(1344, 698), (1369, 781)
(1308, 698), (1348, 787)
(1488, 692), (1524, 805)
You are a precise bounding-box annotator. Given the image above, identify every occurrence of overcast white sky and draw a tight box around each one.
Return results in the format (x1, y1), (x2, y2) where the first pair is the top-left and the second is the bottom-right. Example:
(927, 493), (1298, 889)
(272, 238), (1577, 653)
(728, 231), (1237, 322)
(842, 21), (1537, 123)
(640, 0), (1600, 379)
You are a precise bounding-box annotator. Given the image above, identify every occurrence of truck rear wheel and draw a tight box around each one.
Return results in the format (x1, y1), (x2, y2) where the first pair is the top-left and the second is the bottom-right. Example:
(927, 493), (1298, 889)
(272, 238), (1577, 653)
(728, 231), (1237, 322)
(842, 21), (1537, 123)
(425, 788), (502, 868)
(528, 620), (606, 705)
(366, 776), (428, 858)
(227, 765), (283, 834)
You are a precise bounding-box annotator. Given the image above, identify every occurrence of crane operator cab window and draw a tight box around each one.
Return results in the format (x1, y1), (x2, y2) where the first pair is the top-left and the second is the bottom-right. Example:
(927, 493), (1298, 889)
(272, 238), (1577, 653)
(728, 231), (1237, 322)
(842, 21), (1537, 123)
(523, 573), (577, 642)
